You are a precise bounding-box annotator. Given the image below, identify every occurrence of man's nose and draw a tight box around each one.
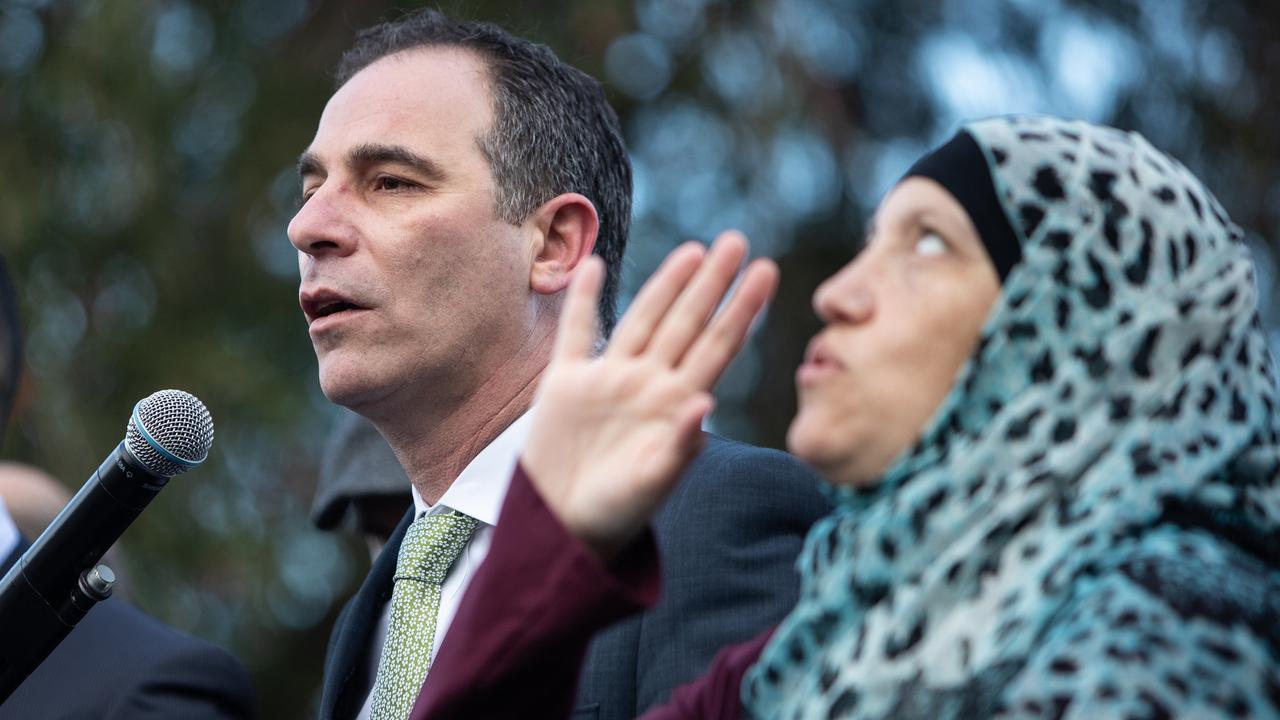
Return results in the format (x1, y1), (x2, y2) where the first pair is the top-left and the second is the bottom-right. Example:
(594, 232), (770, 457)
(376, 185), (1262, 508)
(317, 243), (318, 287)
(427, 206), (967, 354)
(287, 183), (357, 258)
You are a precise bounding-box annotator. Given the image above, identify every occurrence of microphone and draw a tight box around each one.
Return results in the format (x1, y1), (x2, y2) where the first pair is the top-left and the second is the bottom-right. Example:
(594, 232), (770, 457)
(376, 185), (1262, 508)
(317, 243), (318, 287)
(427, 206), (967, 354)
(0, 389), (214, 700)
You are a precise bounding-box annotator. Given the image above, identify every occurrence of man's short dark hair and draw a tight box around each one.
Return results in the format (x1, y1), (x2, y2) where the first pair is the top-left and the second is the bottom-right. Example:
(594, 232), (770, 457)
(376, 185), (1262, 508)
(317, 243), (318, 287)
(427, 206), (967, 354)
(336, 9), (632, 335)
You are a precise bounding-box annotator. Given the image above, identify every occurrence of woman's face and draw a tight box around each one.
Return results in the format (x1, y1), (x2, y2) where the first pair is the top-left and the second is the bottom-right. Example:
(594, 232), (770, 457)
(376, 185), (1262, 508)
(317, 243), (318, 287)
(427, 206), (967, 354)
(788, 177), (1001, 487)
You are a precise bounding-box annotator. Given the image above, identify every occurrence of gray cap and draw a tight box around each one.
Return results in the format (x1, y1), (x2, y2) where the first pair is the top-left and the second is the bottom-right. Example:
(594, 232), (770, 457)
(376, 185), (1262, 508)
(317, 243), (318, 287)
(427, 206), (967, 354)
(310, 410), (412, 530)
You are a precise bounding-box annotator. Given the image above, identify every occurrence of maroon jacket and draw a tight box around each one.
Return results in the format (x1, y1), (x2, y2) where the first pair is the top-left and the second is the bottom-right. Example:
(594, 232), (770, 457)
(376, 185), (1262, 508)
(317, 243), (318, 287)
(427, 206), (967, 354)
(410, 464), (769, 719)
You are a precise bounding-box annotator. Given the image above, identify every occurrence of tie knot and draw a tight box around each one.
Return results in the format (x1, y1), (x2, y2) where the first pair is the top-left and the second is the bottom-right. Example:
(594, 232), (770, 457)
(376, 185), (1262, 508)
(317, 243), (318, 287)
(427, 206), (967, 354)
(394, 511), (479, 585)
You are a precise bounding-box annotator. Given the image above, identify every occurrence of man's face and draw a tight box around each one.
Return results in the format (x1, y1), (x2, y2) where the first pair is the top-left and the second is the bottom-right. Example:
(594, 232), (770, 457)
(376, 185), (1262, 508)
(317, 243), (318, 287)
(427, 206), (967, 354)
(289, 48), (536, 413)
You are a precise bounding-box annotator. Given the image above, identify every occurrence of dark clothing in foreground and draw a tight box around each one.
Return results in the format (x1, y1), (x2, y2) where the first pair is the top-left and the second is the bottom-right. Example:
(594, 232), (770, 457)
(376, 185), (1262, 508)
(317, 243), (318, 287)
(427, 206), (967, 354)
(321, 435), (828, 720)
(0, 542), (255, 719)
(412, 463), (756, 720)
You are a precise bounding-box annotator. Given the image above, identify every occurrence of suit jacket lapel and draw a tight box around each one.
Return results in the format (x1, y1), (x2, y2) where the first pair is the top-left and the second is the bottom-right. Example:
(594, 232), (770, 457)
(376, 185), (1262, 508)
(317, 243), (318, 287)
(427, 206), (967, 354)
(320, 508), (414, 720)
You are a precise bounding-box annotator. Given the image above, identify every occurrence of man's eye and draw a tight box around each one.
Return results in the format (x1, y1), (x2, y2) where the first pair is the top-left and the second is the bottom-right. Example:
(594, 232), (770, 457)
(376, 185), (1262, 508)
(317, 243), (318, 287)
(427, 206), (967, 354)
(914, 231), (946, 256)
(375, 176), (411, 191)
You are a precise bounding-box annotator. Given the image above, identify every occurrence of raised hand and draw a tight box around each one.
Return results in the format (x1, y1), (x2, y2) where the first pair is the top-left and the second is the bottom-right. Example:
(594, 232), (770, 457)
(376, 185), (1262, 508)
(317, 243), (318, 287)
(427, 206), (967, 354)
(523, 231), (779, 561)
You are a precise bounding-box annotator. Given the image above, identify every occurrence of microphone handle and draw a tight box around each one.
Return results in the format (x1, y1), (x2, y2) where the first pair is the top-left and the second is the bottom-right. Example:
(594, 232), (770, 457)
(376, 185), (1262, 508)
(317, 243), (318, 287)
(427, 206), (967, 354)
(0, 442), (168, 700)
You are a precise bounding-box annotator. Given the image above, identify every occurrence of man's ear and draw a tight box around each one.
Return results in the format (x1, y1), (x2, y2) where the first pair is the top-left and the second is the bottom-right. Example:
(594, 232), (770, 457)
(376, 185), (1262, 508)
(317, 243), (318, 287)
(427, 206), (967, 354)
(528, 193), (600, 297)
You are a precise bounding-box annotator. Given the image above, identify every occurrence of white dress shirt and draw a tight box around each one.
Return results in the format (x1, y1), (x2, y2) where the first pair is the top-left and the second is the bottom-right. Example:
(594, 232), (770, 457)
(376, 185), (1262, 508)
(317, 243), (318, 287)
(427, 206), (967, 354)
(0, 497), (19, 562)
(356, 409), (532, 719)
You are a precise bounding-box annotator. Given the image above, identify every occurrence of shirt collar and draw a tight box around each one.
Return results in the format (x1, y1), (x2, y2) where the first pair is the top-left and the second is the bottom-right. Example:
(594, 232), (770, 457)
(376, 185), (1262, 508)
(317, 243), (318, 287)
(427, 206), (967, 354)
(409, 408), (534, 527)
(0, 497), (20, 560)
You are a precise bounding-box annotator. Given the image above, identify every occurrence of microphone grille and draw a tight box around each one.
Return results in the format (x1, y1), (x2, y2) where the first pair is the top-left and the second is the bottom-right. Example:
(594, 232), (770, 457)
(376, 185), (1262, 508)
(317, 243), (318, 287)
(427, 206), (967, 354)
(124, 389), (215, 478)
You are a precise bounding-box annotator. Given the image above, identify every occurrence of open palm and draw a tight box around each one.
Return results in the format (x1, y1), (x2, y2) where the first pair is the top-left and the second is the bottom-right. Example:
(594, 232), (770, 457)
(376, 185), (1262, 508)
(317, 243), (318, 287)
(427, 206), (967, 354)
(523, 232), (779, 561)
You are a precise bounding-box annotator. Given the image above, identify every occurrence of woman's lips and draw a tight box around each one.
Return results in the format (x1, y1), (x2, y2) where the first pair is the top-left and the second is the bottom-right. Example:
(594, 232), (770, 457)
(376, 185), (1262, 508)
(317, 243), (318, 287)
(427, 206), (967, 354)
(796, 358), (840, 386)
(797, 337), (844, 386)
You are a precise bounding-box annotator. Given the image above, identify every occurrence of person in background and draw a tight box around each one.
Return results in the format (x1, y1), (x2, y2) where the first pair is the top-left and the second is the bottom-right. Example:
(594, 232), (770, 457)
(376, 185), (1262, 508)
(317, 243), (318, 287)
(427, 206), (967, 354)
(0, 462), (68, 541)
(292, 9), (829, 720)
(415, 115), (1280, 719)
(0, 255), (257, 719)
(312, 411), (413, 558)
(0, 460), (135, 602)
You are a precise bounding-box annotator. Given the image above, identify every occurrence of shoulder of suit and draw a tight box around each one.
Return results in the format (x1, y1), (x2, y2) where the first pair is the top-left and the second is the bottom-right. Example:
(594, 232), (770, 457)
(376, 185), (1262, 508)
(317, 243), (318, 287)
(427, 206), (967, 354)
(77, 599), (249, 674)
(656, 434), (832, 539)
(688, 433), (817, 480)
(678, 434), (830, 512)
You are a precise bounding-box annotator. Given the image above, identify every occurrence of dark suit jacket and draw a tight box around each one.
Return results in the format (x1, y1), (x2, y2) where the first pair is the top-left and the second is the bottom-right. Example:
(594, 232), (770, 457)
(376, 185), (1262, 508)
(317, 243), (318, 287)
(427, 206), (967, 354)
(319, 434), (829, 720)
(0, 542), (255, 719)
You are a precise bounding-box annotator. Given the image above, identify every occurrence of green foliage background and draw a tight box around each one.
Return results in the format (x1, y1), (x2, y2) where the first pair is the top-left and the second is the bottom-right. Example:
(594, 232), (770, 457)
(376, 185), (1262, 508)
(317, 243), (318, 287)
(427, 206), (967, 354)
(0, 0), (1275, 716)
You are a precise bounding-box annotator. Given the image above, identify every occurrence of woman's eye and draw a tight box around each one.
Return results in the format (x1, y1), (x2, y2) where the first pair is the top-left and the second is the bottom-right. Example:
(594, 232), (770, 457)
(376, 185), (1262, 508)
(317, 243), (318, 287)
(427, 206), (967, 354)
(914, 232), (946, 256)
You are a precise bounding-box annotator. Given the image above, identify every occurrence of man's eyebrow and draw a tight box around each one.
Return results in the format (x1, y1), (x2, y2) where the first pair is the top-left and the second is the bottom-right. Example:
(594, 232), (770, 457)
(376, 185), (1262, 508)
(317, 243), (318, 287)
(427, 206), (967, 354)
(297, 150), (324, 180)
(295, 144), (448, 184)
(348, 143), (446, 182)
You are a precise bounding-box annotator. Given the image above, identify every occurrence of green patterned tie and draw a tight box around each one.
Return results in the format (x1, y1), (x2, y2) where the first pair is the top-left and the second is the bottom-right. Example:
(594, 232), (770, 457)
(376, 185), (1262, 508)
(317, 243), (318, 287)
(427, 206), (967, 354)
(369, 510), (479, 720)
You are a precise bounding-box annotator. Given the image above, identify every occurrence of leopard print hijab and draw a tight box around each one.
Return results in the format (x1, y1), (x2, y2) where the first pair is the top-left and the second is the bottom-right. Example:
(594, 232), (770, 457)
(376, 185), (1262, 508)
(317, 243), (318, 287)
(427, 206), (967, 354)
(743, 116), (1280, 719)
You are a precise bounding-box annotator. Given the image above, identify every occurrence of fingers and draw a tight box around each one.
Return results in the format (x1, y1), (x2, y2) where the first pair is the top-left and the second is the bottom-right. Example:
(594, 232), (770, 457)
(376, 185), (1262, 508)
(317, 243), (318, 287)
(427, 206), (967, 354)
(604, 229), (773, 389)
(553, 255), (604, 361)
(608, 242), (705, 357)
(680, 258), (778, 389)
(645, 231), (749, 366)
(671, 394), (713, 462)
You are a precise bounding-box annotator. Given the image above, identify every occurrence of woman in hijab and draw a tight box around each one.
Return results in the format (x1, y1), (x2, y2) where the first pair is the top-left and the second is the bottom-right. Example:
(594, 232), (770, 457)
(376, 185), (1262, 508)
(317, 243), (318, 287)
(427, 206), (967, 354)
(414, 116), (1280, 719)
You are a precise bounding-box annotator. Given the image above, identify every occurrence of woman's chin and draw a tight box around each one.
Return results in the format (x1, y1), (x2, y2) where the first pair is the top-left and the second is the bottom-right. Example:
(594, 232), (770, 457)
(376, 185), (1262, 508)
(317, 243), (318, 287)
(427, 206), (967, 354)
(787, 413), (845, 478)
(787, 414), (890, 488)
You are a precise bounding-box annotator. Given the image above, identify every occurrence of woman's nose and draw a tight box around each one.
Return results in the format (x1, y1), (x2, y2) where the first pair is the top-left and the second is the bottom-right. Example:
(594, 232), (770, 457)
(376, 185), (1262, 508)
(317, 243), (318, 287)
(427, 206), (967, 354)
(813, 256), (875, 325)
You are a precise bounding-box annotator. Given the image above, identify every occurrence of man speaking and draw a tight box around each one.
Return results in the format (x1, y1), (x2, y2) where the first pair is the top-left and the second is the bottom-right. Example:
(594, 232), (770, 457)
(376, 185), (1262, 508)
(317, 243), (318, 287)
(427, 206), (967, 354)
(290, 10), (829, 720)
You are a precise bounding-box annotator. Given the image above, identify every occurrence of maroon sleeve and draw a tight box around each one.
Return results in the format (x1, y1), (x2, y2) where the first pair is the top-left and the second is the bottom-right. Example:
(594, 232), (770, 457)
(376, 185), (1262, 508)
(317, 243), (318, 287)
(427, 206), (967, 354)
(409, 463), (770, 720)
(637, 628), (772, 720)
(409, 462), (661, 719)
